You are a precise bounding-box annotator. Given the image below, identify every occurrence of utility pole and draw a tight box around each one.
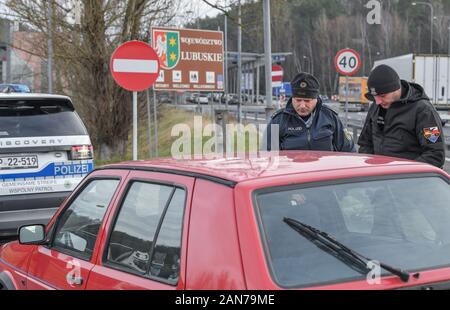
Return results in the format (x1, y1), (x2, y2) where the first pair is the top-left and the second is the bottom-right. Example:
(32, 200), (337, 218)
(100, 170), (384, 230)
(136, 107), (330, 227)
(448, 23), (450, 56)
(224, 14), (229, 109)
(47, 1), (53, 93)
(263, 0), (273, 116)
(237, 0), (242, 124)
(5, 20), (11, 83)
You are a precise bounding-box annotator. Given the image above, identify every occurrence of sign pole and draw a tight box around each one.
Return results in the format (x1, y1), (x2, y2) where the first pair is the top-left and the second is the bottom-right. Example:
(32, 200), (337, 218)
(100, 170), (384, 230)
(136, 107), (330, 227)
(146, 89), (153, 159)
(133, 91), (138, 160)
(237, 0), (242, 124)
(224, 14), (229, 110)
(345, 75), (349, 128)
(263, 0), (273, 116)
(153, 88), (159, 158)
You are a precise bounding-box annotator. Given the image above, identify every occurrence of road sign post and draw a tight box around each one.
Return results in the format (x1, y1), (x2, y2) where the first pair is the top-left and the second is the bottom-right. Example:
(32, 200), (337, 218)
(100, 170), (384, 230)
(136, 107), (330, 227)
(110, 41), (160, 160)
(345, 76), (349, 128)
(133, 91), (138, 159)
(334, 48), (361, 128)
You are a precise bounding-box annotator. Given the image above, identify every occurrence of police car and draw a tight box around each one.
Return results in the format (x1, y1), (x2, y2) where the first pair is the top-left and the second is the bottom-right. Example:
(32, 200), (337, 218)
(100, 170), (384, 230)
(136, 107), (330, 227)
(0, 94), (94, 237)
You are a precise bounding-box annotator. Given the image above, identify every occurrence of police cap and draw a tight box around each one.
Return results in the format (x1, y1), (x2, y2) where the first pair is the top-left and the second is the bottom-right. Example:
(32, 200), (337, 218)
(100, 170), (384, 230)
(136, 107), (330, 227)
(291, 72), (320, 99)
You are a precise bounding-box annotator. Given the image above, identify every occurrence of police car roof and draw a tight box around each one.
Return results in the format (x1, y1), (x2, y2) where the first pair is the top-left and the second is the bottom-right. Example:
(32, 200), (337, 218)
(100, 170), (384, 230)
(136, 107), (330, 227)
(103, 151), (446, 186)
(0, 93), (74, 110)
(0, 93), (71, 100)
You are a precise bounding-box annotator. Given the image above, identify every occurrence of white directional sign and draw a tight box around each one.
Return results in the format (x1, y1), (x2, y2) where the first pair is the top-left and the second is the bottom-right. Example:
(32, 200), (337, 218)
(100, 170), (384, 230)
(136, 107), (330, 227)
(335, 49), (361, 76)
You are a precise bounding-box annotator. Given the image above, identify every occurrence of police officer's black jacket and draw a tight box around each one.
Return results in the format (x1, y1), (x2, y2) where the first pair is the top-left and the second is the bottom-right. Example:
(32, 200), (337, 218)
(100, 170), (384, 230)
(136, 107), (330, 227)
(358, 80), (446, 168)
(266, 98), (355, 152)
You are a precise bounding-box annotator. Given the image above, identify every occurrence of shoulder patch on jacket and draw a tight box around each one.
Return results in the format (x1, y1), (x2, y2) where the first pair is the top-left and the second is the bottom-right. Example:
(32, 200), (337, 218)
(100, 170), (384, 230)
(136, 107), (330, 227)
(423, 127), (441, 143)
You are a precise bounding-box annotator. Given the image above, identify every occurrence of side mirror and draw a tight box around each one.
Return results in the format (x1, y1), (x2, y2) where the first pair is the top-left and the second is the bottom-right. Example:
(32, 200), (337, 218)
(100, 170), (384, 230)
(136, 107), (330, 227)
(18, 225), (46, 245)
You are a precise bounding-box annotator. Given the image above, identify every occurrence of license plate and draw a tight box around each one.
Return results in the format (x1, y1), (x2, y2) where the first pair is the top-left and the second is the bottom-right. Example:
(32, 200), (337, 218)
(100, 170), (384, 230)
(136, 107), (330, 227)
(0, 155), (39, 170)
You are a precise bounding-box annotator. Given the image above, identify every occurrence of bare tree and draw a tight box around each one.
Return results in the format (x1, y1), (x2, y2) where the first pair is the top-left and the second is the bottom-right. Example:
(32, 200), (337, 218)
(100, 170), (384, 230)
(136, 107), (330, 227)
(6, 0), (178, 160)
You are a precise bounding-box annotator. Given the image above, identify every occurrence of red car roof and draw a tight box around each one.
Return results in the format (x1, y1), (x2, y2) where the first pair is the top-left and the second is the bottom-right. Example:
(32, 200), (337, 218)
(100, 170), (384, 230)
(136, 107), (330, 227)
(103, 151), (446, 184)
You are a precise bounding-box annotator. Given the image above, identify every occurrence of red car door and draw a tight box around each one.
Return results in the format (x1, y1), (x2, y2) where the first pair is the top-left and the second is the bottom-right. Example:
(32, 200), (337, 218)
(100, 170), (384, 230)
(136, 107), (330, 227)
(26, 170), (128, 290)
(86, 170), (194, 290)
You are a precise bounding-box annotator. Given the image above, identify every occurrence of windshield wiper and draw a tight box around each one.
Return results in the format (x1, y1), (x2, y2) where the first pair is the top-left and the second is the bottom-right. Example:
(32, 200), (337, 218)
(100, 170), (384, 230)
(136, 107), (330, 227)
(284, 217), (411, 283)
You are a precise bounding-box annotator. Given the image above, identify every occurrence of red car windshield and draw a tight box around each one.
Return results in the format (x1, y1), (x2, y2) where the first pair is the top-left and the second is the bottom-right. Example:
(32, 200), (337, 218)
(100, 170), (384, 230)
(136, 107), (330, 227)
(255, 175), (450, 288)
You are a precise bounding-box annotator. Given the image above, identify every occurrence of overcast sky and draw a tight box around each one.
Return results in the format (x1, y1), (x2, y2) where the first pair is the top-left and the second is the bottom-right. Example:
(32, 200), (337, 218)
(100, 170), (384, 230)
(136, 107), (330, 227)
(0, 0), (229, 26)
(188, 0), (229, 18)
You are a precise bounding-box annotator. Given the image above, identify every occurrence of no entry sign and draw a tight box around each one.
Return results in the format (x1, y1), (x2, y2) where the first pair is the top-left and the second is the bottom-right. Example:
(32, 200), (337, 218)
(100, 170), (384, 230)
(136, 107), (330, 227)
(272, 65), (283, 88)
(110, 40), (161, 161)
(110, 41), (160, 91)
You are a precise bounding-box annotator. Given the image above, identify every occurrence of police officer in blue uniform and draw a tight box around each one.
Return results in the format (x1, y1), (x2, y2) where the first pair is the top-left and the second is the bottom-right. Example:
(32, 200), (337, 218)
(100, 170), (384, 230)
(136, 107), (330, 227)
(266, 72), (355, 152)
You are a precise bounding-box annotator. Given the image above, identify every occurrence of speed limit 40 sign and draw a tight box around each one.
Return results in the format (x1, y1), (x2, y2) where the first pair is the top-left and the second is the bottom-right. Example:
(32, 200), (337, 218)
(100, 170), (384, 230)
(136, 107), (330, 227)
(335, 49), (361, 76)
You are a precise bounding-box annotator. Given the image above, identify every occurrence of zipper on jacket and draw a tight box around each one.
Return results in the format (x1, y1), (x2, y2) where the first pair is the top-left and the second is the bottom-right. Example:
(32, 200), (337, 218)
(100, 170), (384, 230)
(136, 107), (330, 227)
(307, 128), (311, 149)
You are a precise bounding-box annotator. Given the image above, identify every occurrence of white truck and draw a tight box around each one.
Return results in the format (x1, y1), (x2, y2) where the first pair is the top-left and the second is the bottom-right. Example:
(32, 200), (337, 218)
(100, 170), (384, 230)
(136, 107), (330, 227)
(374, 54), (450, 109)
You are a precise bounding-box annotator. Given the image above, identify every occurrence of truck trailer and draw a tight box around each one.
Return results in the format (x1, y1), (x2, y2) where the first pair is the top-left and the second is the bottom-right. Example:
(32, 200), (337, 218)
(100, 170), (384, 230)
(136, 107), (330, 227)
(338, 76), (370, 111)
(374, 54), (450, 108)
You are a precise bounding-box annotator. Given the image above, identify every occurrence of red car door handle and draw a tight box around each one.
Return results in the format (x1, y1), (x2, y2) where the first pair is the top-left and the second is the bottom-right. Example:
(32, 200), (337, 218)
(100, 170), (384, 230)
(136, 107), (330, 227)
(66, 273), (84, 286)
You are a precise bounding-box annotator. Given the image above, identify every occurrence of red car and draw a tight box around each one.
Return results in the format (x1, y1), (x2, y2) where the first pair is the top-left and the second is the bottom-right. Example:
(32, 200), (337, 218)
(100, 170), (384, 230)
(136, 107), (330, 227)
(1, 152), (450, 290)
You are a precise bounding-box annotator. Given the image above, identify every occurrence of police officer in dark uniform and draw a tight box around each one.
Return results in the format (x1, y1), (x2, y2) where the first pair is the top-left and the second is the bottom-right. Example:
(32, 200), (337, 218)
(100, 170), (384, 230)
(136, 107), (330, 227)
(358, 65), (445, 168)
(266, 72), (355, 152)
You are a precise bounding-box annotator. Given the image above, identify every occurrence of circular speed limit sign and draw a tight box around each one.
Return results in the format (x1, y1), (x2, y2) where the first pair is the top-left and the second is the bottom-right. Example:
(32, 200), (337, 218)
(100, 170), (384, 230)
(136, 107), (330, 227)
(335, 49), (361, 76)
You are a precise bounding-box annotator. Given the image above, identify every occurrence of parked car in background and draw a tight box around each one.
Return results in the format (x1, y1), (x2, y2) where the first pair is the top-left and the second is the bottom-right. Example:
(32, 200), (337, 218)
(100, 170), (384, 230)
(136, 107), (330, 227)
(228, 94), (239, 105)
(1, 152), (450, 290)
(0, 94), (94, 237)
(220, 93), (233, 104)
(253, 95), (265, 104)
(0, 84), (31, 93)
(211, 93), (222, 103)
(195, 93), (209, 104)
(188, 93), (199, 104)
(157, 93), (172, 104)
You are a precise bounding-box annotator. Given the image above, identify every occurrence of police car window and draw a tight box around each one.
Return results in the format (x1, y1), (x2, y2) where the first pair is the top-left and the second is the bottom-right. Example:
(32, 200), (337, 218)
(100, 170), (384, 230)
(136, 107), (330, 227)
(0, 100), (87, 137)
(106, 182), (175, 277)
(53, 179), (119, 260)
(255, 176), (450, 288)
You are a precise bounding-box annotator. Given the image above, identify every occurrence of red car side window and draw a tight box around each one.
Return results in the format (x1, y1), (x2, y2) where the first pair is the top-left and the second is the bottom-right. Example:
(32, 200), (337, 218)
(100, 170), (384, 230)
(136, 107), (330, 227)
(52, 179), (120, 260)
(105, 181), (186, 285)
